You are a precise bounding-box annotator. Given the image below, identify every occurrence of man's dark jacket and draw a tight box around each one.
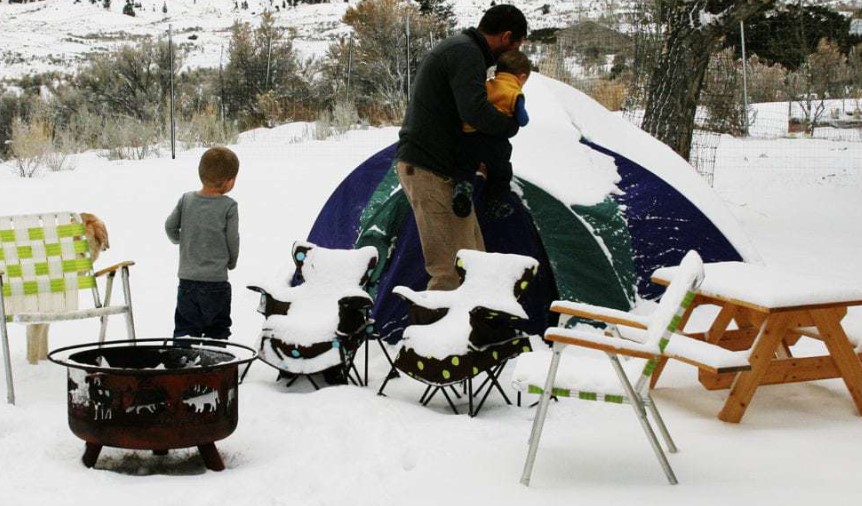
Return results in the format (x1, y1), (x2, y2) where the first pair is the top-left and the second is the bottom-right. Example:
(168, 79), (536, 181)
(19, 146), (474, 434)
(396, 28), (519, 178)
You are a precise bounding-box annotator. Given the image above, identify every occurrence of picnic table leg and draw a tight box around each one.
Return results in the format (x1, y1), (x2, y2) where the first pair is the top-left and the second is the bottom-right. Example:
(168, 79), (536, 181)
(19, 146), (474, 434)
(719, 313), (791, 423)
(810, 308), (862, 415)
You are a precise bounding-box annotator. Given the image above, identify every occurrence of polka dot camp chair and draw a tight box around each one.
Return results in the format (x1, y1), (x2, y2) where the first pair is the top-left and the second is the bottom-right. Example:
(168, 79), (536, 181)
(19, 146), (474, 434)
(515, 250), (751, 485)
(246, 241), (380, 389)
(378, 249), (539, 417)
(0, 212), (137, 405)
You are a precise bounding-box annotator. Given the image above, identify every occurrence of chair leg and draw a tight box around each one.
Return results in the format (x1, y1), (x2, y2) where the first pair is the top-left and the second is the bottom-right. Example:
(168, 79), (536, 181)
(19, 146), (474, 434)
(121, 267), (136, 341)
(440, 386), (459, 415)
(608, 354), (678, 485)
(376, 363), (398, 396)
(418, 384), (433, 404)
(0, 316), (15, 405)
(468, 376), (474, 417)
(645, 394), (678, 453)
(473, 367), (512, 417)
(422, 386), (440, 406)
(98, 273), (115, 344)
(363, 336), (370, 386)
(521, 342), (564, 487)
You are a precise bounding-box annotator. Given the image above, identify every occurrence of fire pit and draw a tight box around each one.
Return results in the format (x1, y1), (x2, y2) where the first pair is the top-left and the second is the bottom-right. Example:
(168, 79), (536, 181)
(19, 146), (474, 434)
(48, 338), (257, 471)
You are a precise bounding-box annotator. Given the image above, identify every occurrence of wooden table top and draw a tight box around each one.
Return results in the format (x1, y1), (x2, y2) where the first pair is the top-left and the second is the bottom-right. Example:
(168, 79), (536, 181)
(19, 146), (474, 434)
(652, 261), (862, 312)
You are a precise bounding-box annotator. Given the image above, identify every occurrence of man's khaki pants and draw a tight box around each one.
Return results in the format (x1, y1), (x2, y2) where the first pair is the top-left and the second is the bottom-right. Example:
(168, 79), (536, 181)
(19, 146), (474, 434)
(396, 161), (485, 291)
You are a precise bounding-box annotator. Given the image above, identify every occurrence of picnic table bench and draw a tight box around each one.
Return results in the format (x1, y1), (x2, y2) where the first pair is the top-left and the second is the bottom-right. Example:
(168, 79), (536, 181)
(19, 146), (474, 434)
(650, 261), (862, 423)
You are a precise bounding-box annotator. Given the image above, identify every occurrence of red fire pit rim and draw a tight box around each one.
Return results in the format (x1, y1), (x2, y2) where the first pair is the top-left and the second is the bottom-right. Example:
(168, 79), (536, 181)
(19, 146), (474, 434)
(48, 338), (257, 375)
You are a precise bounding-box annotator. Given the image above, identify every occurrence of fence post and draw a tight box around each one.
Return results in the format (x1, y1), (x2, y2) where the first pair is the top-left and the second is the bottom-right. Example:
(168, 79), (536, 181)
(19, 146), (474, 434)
(406, 14), (411, 102)
(266, 33), (273, 91)
(219, 44), (225, 122)
(346, 34), (354, 100)
(169, 24), (176, 160)
(740, 20), (750, 137)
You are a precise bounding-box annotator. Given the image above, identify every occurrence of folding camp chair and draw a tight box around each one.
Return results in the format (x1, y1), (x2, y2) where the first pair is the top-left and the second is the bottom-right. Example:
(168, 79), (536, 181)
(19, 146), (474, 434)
(378, 249), (539, 416)
(0, 212), (136, 405)
(515, 251), (751, 485)
(247, 241), (382, 389)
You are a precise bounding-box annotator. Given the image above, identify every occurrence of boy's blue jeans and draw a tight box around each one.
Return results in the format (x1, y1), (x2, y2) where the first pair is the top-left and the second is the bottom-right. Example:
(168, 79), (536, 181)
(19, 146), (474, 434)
(173, 280), (232, 340)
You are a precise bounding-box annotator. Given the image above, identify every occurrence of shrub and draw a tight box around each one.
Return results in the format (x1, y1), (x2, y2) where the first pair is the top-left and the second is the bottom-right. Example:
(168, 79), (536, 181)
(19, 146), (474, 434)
(180, 105), (239, 147)
(9, 117), (53, 178)
(100, 117), (161, 160)
(589, 79), (627, 111)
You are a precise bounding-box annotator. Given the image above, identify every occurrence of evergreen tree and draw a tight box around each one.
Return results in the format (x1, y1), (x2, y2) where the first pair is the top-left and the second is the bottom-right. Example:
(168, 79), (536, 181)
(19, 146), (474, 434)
(223, 12), (305, 126)
(162, 1), (167, 14)
(725, 4), (862, 71)
(417, 0), (456, 31)
(122, 0), (135, 16)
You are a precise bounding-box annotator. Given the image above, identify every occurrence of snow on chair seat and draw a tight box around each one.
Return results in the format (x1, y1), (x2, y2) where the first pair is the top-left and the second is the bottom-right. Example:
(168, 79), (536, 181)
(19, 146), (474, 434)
(248, 241), (377, 388)
(379, 249), (539, 417)
(519, 250), (747, 486)
(0, 212), (137, 405)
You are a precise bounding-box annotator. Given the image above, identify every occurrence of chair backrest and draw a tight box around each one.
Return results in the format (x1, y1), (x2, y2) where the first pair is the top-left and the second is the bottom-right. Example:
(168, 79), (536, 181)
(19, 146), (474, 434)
(454, 249), (539, 309)
(645, 250), (705, 352)
(291, 240), (378, 291)
(0, 212), (97, 317)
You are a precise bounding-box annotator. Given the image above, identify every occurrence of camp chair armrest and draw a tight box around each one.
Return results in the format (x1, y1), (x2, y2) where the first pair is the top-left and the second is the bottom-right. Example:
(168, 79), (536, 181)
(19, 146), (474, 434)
(392, 285), (456, 310)
(550, 301), (649, 330)
(663, 334), (752, 374)
(469, 305), (525, 322)
(94, 261), (136, 277)
(544, 326), (660, 360)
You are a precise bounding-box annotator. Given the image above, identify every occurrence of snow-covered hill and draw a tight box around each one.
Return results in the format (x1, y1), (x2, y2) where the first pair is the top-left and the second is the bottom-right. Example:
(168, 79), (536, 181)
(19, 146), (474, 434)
(0, 0), (602, 80)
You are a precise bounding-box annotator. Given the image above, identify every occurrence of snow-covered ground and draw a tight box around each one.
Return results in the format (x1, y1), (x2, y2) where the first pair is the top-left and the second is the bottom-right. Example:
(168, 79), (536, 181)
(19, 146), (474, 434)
(1, 77), (862, 504)
(0, 0), (599, 80)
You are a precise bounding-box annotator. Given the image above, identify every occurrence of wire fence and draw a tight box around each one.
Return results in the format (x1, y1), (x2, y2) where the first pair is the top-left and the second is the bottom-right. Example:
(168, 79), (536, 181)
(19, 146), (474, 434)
(532, 1), (862, 187)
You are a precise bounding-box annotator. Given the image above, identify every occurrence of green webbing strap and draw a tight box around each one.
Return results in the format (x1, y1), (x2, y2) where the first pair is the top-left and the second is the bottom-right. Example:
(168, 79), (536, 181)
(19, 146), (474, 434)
(0, 223), (86, 243)
(0, 240), (89, 261)
(527, 385), (626, 404)
(1, 275), (96, 297)
(1, 258), (93, 278)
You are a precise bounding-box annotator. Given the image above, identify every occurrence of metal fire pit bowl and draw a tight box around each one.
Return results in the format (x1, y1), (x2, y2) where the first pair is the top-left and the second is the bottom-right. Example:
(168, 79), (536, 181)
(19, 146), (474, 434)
(48, 338), (257, 471)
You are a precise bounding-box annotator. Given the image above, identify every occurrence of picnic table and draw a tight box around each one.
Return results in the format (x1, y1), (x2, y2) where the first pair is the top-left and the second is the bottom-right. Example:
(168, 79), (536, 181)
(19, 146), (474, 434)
(651, 261), (862, 423)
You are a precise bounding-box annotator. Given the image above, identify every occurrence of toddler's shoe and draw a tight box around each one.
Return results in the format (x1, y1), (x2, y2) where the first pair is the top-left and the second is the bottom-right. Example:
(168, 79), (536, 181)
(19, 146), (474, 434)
(452, 180), (474, 218)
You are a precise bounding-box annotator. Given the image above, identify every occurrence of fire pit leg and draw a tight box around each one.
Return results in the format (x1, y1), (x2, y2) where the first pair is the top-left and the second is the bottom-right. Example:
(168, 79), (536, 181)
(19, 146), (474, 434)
(82, 443), (102, 468)
(197, 443), (225, 471)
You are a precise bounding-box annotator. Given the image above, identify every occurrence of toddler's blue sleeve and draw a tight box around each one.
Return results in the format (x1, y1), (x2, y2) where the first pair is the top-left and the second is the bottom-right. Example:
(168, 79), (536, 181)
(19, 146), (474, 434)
(515, 95), (529, 127)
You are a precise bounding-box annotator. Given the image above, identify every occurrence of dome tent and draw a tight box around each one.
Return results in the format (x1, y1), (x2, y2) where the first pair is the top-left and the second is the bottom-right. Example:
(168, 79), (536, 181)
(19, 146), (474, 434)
(305, 73), (759, 342)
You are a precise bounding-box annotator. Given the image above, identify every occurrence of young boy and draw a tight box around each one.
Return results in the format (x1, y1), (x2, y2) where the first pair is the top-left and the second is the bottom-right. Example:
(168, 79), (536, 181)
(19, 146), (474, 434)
(453, 49), (531, 219)
(165, 146), (240, 340)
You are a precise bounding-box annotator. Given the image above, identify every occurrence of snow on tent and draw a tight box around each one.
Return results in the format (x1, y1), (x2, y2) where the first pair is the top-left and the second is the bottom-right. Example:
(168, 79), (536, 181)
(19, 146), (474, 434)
(305, 73), (760, 342)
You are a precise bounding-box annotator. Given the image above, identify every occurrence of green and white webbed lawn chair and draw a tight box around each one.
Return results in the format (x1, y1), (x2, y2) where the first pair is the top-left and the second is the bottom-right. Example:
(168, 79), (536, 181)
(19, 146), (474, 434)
(515, 250), (751, 485)
(0, 212), (136, 405)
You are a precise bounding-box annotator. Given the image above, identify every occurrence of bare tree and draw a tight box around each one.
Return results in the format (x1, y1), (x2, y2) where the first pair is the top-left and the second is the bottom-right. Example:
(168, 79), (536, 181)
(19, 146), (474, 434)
(641, 0), (776, 160)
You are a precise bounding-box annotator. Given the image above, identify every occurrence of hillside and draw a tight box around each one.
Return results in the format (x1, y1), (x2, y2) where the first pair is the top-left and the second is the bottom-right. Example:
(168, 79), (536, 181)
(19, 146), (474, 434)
(0, 0), (596, 80)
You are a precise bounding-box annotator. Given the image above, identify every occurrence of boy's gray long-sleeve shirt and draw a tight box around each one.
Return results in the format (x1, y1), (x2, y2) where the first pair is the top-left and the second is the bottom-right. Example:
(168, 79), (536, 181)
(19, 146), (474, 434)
(165, 191), (239, 282)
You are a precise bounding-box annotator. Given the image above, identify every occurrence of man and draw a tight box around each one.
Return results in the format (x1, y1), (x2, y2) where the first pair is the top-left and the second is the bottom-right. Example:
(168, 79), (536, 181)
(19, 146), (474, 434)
(396, 4), (528, 290)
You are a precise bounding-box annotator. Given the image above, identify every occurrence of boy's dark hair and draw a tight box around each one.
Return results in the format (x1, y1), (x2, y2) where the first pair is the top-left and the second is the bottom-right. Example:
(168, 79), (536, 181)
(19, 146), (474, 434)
(496, 49), (531, 76)
(478, 4), (528, 41)
(199, 146), (239, 187)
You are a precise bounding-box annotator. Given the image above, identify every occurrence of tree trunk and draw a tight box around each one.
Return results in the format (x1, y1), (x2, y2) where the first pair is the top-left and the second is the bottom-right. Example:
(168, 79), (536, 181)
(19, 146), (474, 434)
(641, 0), (776, 161)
